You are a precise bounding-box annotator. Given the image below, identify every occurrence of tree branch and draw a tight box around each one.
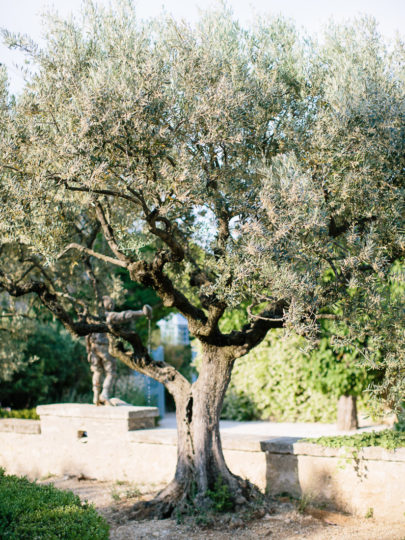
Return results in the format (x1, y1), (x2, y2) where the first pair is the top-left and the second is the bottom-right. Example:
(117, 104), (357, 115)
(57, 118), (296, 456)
(62, 179), (140, 206)
(58, 243), (127, 268)
(94, 202), (132, 265)
(107, 333), (191, 401)
(0, 271), (104, 336)
(226, 301), (287, 357)
(128, 260), (208, 332)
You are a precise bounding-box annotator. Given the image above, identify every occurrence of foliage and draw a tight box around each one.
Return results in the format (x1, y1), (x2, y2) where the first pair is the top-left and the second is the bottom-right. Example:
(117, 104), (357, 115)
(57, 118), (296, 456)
(0, 3), (402, 403)
(221, 330), (339, 422)
(305, 333), (372, 398)
(115, 267), (172, 341)
(0, 408), (39, 419)
(393, 403), (405, 432)
(0, 469), (109, 539)
(205, 476), (234, 513)
(365, 507), (374, 519)
(0, 294), (37, 382)
(0, 1), (403, 509)
(221, 386), (259, 421)
(306, 429), (405, 451)
(0, 320), (90, 409)
(113, 374), (154, 406)
(164, 344), (195, 381)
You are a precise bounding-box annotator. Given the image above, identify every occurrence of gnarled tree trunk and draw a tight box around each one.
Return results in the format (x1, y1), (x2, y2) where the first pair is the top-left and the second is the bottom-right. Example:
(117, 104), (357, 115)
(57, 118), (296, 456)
(131, 344), (259, 518)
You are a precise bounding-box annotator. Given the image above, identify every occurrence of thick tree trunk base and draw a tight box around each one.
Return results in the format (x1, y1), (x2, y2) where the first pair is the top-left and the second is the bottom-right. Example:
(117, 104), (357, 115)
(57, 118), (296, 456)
(127, 345), (267, 521)
(128, 474), (263, 520)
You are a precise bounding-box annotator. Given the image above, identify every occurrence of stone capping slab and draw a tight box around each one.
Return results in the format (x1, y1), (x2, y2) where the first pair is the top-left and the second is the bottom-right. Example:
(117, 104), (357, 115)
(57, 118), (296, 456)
(260, 436), (405, 462)
(128, 428), (177, 446)
(37, 403), (159, 419)
(128, 429), (271, 452)
(0, 418), (41, 434)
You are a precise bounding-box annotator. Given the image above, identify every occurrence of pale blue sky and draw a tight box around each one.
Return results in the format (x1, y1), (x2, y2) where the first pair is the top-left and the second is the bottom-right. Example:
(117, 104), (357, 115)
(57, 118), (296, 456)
(1, 0), (404, 95)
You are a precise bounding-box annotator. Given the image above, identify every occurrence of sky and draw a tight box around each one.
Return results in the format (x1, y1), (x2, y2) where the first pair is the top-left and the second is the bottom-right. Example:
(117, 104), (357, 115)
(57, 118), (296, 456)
(0, 0), (404, 95)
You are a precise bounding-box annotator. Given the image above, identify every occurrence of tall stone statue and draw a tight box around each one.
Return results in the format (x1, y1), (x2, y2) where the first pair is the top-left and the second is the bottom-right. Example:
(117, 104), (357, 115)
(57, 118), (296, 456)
(86, 296), (152, 405)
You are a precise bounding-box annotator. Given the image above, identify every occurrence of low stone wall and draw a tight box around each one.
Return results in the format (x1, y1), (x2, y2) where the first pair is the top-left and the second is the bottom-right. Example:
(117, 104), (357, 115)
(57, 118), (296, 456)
(261, 437), (405, 521)
(0, 404), (267, 489)
(0, 418), (40, 434)
(1, 407), (404, 521)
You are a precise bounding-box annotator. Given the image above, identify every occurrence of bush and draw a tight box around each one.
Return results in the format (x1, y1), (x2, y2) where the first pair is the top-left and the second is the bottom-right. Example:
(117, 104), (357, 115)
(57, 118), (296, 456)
(113, 375), (153, 406)
(0, 408), (39, 420)
(0, 322), (91, 409)
(221, 331), (338, 422)
(0, 469), (109, 539)
(220, 328), (380, 423)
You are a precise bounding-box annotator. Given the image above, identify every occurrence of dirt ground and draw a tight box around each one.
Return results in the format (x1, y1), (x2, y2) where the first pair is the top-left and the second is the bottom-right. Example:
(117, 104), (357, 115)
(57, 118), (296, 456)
(39, 475), (405, 540)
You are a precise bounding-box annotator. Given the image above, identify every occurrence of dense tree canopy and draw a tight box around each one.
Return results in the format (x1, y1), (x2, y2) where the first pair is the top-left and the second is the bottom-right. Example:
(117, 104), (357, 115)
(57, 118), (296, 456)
(0, 1), (403, 515)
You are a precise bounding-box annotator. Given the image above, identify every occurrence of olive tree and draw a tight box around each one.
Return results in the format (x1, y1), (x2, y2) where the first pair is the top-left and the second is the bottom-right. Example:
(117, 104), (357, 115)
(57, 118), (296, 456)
(0, 2), (403, 516)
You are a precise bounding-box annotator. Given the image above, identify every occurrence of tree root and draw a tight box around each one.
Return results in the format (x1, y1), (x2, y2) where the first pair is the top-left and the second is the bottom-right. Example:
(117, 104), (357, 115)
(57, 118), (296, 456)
(127, 475), (265, 521)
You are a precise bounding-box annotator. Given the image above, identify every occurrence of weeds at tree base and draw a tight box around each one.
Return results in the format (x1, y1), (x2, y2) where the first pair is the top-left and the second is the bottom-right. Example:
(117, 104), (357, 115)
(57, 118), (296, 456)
(205, 476), (234, 513)
(365, 507), (374, 518)
(172, 477), (270, 529)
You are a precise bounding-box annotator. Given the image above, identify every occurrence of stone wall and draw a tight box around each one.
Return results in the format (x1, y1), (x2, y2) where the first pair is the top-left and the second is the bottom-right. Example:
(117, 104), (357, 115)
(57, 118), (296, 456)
(0, 404), (266, 488)
(261, 437), (405, 521)
(0, 406), (404, 521)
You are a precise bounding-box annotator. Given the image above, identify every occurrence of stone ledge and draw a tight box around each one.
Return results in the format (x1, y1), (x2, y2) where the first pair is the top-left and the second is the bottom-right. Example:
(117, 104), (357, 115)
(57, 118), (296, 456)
(37, 403), (159, 419)
(128, 430), (270, 452)
(260, 436), (405, 462)
(0, 418), (41, 434)
(260, 437), (302, 454)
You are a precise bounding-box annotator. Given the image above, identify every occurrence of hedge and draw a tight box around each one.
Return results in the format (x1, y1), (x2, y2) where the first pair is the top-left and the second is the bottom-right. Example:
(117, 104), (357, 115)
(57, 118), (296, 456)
(0, 469), (109, 540)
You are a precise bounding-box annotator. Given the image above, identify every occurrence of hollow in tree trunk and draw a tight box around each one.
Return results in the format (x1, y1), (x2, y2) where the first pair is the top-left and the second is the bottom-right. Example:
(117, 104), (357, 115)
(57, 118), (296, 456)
(337, 395), (358, 431)
(130, 344), (261, 519)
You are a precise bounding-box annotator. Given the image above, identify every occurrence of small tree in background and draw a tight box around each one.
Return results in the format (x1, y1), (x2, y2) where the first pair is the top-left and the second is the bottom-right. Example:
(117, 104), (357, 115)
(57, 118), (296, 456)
(0, 2), (403, 516)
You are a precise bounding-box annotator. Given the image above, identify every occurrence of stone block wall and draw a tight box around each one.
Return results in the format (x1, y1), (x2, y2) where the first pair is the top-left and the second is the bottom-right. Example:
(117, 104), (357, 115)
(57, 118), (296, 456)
(261, 437), (405, 521)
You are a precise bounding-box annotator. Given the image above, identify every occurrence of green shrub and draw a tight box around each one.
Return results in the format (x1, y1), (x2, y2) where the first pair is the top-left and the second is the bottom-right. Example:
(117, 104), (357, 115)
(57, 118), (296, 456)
(219, 327), (380, 423)
(0, 322), (91, 409)
(0, 470), (109, 539)
(113, 374), (159, 407)
(221, 331), (338, 422)
(0, 408), (39, 420)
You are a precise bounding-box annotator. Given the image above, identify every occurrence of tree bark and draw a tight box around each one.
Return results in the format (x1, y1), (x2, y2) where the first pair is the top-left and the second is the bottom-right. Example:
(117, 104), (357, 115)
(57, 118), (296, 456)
(130, 344), (259, 518)
(337, 395), (358, 431)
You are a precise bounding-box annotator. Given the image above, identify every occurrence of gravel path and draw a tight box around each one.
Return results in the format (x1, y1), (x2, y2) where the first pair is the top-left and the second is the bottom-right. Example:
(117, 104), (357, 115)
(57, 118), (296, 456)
(39, 475), (405, 540)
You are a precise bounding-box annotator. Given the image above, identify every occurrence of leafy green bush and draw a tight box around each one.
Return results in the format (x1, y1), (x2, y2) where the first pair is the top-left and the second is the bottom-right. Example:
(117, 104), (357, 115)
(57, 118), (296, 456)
(220, 327), (380, 423)
(0, 322), (91, 409)
(0, 469), (109, 539)
(306, 429), (405, 450)
(221, 331), (338, 422)
(0, 408), (39, 420)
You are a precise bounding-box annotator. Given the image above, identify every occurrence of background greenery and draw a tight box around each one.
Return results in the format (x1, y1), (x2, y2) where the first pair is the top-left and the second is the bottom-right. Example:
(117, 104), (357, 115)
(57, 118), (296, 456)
(0, 318), (91, 409)
(220, 328), (380, 422)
